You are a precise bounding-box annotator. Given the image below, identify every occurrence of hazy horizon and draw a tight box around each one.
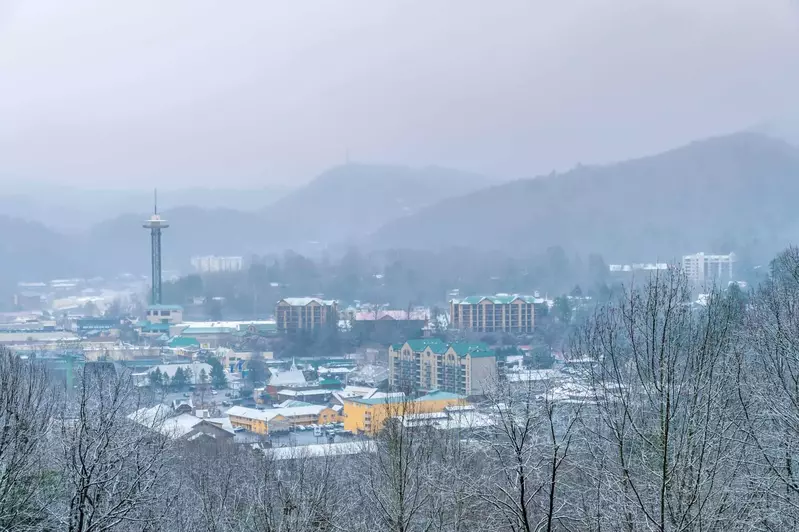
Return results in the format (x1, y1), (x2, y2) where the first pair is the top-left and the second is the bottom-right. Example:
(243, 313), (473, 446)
(2, 0), (798, 189)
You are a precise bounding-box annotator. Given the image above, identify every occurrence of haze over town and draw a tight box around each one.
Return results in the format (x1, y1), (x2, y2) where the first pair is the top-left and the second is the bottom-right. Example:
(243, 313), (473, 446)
(4, 2), (799, 532)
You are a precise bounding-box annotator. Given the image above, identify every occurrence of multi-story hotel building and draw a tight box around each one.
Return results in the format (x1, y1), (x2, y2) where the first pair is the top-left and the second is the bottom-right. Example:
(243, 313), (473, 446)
(388, 339), (497, 396)
(275, 297), (338, 333)
(450, 294), (536, 333)
(681, 252), (736, 286)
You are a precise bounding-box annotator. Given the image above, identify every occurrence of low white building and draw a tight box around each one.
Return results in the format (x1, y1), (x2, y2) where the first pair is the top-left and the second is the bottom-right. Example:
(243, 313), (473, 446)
(191, 256), (244, 273)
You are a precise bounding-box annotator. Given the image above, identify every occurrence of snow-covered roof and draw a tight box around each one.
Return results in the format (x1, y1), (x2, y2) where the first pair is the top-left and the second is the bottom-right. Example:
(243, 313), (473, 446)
(277, 388), (329, 397)
(506, 369), (561, 383)
(354, 310), (429, 321)
(280, 297), (336, 306)
(266, 441), (376, 460)
(269, 368), (307, 387)
(226, 404), (328, 422)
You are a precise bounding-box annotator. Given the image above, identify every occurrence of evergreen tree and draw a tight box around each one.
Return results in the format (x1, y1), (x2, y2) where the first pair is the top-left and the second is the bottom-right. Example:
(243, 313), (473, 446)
(208, 358), (227, 388)
(171, 367), (188, 390)
(149, 368), (163, 388)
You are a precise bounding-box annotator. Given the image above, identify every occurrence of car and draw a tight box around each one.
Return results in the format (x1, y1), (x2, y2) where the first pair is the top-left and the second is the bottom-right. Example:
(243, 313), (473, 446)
(182, 393), (190, 398)
(211, 390), (218, 395)
(233, 426), (245, 433)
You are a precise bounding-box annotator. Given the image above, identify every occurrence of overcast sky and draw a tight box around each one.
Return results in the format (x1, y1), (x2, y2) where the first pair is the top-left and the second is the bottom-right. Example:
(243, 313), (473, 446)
(1, 0), (798, 189)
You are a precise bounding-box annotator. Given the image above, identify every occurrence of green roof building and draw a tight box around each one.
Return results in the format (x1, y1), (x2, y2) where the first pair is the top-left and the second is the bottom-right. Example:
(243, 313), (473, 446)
(389, 339), (498, 396)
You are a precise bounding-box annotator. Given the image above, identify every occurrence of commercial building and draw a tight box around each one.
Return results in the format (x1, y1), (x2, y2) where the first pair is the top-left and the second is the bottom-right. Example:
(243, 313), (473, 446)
(145, 304), (184, 325)
(388, 339), (497, 396)
(450, 294), (535, 333)
(350, 309), (429, 342)
(275, 298), (338, 333)
(681, 252), (736, 286)
(190, 255), (244, 273)
(226, 405), (340, 435)
(341, 390), (466, 435)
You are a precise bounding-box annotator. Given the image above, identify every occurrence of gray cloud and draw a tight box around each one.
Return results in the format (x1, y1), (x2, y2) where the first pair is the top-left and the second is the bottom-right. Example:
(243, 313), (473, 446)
(1, 0), (798, 189)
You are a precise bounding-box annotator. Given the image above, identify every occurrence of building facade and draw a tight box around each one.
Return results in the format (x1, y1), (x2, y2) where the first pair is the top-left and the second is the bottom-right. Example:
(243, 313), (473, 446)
(388, 339), (497, 396)
(227, 405), (340, 435)
(681, 252), (736, 285)
(342, 390), (465, 435)
(450, 295), (535, 333)
(190, 255), (244, 273)
(275, 298), (338, 333)
(145, 304), (183, 325)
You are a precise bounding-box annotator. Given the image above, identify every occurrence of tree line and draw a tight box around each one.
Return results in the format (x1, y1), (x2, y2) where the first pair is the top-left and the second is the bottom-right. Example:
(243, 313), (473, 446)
(5, 247), (799, 530)
(161, 246), (621, 318)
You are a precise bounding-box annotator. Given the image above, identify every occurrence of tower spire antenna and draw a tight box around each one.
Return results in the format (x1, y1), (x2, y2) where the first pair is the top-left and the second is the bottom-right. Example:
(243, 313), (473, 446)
(154, 188), (158, 215)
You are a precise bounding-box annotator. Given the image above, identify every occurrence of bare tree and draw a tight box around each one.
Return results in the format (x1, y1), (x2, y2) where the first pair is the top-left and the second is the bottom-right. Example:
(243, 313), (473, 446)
(570, 269), (748, 532)
(742, 246), (799, 528)
(56, 364), (175, 532)
(245, 447), (347, 532)
(353, 397), (439, 532)
(0, 349), (55, 531)
(474, 376), (580, 532)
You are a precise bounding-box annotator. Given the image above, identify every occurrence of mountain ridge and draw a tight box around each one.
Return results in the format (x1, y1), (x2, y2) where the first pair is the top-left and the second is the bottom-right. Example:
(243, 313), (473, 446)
(370, 132), (799, 262)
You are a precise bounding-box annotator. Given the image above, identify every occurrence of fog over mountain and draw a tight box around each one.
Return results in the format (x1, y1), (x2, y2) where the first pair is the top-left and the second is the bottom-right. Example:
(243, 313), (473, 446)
(0, 186), (292, 233)
(0, 133), (797, 285)
(372, 132), (799, 262)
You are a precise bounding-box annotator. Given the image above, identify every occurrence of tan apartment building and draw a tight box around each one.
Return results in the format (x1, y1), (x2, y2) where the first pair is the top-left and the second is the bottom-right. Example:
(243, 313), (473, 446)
(226, 405), (340, 435)
(388, 339), (497, 396)
(275, 297), (337, 333)
(450, 294), (535, 333)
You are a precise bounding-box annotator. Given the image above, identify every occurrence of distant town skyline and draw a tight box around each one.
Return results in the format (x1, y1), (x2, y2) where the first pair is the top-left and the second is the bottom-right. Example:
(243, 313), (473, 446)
(2, 0), (798, 188)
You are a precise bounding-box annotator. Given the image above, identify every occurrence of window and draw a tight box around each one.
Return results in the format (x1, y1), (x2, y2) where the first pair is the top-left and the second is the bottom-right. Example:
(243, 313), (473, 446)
(160, 310), (170, 316)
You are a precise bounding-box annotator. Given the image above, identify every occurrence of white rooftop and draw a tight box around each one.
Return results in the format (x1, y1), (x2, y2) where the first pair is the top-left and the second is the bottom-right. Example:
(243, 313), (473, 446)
(226, 404), (328, 422)
(266, 441), (376, 460)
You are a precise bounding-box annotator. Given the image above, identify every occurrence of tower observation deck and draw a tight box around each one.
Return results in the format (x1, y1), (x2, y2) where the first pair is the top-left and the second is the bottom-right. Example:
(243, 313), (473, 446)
(143, 191), (169, 305)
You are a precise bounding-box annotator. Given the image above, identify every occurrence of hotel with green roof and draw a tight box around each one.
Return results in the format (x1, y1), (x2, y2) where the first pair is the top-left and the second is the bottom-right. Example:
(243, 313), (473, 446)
(388, 339), (497, 396)
(450, 294), (536, 333)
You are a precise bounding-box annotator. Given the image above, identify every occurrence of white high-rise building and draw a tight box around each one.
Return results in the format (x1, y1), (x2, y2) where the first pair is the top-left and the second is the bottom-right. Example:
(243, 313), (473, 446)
(190, 255), (244, 273)
(681, 252), (736, 285)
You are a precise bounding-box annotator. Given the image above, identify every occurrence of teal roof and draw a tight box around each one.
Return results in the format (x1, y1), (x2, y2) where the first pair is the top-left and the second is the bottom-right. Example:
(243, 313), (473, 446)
(402, 339), (496, 359)
(468, 350), (496, 359)
(140, 322), (170, 332)
(320, 378), (342, 386)
(350, 395), (408, 405)
(168, 336), (200, 348)
(453, 295), (536, 305)
(406, 338), (448, 354)
(280, 400), (313, 407)
(237, 323), (277, 333)
(449, 342), (490, 356)
(147, 304), (183, 311)
(391, 343), (404, 351)
(181, 326), (234, 334)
